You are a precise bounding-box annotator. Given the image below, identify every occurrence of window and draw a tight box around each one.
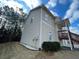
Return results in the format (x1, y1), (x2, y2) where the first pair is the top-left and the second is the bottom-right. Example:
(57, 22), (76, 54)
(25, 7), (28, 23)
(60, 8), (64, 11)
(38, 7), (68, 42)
(67, 40), (70, 44)
(45, 14), (48, 21)
(30, 17), (34, 24)
(49, 32), (52, 40)
(30, 18), (33, 24)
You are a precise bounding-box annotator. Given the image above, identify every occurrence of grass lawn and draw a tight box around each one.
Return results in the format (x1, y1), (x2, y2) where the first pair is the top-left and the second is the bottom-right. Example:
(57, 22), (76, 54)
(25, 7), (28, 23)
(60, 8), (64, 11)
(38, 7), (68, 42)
(0, 42), (79, 59)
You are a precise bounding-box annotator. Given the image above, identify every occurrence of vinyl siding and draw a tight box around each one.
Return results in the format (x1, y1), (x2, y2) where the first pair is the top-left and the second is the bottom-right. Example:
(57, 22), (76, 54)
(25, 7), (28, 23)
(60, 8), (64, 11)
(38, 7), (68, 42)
(41, 8), (59, 45)
(21, 8), (41, 48)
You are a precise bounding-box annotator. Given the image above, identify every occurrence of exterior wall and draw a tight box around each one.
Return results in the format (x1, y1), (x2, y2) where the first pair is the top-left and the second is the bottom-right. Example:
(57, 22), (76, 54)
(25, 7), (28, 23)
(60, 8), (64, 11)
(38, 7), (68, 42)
(60, 40), (71, 47)
(21, 7), (60, 50)
(60, 40), (79, 48)
(41, 8), (59, 45)
(74, 44), (79, 48)
(21, 8), (41, 49)
(72, 41), (79, 48)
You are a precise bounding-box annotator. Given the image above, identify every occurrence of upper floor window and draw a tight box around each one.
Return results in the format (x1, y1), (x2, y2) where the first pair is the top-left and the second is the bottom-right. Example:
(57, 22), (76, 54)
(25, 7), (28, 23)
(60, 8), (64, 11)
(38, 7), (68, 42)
(45, 14), (48, 21)
(30, 17), (34, 24)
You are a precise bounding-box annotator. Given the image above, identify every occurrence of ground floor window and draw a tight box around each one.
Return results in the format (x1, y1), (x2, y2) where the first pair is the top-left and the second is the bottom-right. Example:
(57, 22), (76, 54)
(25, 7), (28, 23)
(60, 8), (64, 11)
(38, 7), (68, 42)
(48, 32), (52, 40)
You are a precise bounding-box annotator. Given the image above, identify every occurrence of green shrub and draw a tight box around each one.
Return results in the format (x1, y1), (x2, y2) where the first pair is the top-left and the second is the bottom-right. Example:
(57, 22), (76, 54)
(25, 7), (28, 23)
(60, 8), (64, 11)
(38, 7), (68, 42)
(42, 42), (61, 52)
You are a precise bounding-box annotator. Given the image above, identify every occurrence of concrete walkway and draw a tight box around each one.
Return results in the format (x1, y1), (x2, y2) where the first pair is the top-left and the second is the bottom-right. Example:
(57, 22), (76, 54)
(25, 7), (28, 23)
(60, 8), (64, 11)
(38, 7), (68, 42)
(0, 42), (79, 59)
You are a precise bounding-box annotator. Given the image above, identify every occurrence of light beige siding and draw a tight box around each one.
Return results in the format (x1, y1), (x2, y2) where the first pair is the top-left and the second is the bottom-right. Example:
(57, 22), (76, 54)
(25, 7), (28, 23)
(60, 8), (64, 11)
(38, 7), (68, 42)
(21, 7), (59, 50)
(21, 8), (41, 48)
(41, 8), (59, 45)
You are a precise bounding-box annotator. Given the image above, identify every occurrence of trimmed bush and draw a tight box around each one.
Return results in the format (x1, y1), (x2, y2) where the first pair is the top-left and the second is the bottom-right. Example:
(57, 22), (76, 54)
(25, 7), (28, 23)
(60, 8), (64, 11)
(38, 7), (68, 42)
(42, 41), (61, 52)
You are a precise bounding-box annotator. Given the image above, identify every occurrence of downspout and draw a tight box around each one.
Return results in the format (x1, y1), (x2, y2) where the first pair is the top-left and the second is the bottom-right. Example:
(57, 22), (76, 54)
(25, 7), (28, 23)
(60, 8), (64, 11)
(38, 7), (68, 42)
(67, 24), (73, 50)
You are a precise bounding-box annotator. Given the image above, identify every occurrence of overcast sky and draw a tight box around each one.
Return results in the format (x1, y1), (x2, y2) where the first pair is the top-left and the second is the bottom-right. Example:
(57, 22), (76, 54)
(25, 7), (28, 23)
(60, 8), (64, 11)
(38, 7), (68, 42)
(0, 0), (79, 34)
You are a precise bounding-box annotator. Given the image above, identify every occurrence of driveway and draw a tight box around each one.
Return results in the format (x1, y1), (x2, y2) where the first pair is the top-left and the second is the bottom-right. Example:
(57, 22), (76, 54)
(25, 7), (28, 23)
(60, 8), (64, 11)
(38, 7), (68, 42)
(0, 42), (79, 59)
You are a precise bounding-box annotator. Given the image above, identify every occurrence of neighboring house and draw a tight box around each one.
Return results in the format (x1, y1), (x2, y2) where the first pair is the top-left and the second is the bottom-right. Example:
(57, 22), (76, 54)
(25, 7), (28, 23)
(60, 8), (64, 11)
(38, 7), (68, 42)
(20, 5), (62, 50)
(58, 28), (79, 49)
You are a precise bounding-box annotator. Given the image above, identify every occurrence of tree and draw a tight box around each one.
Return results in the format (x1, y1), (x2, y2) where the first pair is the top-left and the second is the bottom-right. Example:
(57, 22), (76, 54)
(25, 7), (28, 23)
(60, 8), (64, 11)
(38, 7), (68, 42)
(0, 5), (27, 42)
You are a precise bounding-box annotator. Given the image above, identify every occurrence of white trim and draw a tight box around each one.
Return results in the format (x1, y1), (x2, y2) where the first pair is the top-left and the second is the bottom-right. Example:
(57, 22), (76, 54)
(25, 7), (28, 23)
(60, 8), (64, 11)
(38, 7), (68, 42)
(67, 30), (73, 50)
(39, 8), (42, 48)
(20, 42), (39, 50)
(66, 25), (73, 50)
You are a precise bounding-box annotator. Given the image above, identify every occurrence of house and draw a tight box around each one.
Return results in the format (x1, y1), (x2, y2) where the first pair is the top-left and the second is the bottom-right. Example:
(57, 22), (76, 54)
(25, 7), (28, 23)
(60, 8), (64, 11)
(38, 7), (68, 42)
(20, 5), (62, 50)
(58, 27), (79, 49)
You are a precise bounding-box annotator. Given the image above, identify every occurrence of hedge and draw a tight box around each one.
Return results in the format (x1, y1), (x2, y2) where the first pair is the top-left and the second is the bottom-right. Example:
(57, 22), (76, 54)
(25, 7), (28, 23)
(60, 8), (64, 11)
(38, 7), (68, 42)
(42, 41), (61, 52)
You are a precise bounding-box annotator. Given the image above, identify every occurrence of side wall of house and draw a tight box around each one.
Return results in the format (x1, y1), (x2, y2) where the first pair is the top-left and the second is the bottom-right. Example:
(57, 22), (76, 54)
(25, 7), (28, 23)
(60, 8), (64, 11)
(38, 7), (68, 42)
(21, 8), (41, 49)
(41, 8), (59, 45)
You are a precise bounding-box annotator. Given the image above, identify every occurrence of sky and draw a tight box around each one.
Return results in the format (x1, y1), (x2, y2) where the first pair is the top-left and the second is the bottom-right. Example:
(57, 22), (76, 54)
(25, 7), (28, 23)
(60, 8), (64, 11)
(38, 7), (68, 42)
(0, 0), (79, 34)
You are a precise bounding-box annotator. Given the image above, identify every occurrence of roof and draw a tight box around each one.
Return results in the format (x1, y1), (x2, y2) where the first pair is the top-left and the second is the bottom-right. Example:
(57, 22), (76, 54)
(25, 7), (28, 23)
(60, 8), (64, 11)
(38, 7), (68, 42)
(26, 5), (58, 21)
(31, 5), (55, 18)
(71, 32), (79, 37)
(25, 5), (63, 28)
